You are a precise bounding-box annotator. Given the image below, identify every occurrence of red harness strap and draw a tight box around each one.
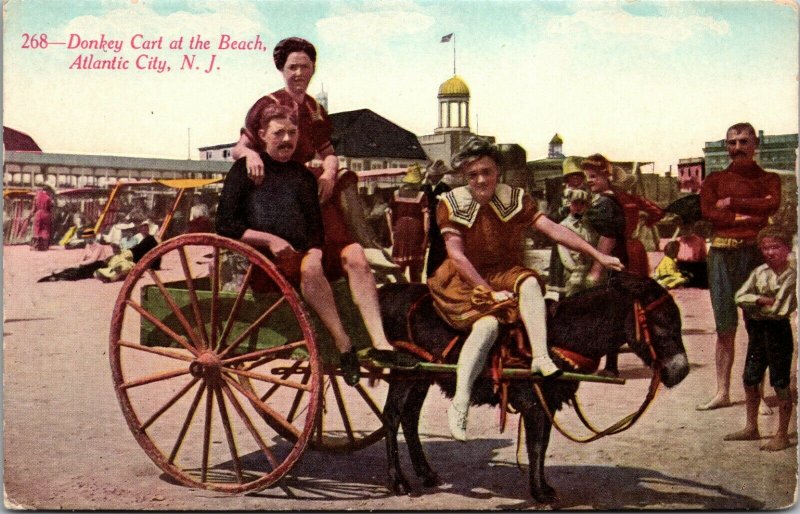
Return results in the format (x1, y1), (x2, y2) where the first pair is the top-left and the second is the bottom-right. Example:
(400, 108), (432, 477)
(550, 347), (600, 373)
(401, 292), (466, 365)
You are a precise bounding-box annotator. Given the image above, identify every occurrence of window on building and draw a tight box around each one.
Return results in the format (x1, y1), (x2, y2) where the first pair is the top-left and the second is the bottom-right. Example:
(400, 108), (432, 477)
(223, 150), (231, 159)
(351, 162), (363, 171)
(371, 162), (383, 170)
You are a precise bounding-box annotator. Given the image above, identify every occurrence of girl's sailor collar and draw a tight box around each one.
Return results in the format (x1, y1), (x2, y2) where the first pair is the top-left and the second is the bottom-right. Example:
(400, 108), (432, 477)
(441, 184), (525, 228)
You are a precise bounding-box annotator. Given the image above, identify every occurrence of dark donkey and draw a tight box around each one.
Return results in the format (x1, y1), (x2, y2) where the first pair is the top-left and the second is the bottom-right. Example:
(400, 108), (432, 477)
(378, 272), (689, 503)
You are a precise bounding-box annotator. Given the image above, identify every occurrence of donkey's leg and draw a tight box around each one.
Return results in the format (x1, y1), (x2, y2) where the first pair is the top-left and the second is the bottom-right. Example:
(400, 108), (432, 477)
(513, 387), (557, 503)
(399, 381), (441, 487)
(384, 381), (413, 494)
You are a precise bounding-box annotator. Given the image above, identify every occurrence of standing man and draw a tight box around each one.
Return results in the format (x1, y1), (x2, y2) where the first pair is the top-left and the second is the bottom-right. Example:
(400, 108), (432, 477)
(696, 122), (781, 411)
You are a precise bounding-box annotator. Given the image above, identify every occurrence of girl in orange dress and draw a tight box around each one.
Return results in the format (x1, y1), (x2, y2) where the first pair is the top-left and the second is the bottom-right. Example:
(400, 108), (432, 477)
(429, 138), (624, 441)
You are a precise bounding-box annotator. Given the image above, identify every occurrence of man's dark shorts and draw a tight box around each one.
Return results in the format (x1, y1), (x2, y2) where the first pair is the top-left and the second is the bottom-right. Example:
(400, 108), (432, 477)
(707, 245), (762, 332)
(742, 317), (794, 389)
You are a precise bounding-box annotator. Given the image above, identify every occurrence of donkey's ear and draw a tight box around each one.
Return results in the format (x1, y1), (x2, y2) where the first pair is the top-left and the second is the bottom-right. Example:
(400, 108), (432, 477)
(607, 270), (623, 288)
(607, 271), (645, 296)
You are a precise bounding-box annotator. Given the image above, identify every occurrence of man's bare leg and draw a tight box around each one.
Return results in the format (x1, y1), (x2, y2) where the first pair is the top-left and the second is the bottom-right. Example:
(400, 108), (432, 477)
(697, 329), (735, 410)
(759, 378), (774, 415)
(762, 388), (793, 451)
(724, 385), (760, 440)
(300, 253), (353, 353)
(340, 243), (394, 351)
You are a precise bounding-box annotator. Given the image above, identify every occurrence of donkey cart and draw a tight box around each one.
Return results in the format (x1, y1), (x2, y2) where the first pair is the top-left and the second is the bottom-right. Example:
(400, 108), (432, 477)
(109, 233), (688, 497)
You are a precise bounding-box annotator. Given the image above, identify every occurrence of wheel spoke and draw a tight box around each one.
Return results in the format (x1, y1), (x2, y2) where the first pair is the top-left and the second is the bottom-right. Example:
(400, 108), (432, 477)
(329, 376), (355, 444)
(210, 247), (220, 351)
(141, 377), (200, 431)
(201, 380), (214, 483)
(178, 246), (210, 350)
(222, 366), (311, 392)
(220, 381), (280, 470)
(217, 263), (255, 352)
(353, 383), (385, 421)
(147, 269), (206, 352)
(117, 340), (194, 363)
(287, 370), (312, 423)
(221, 339), (306, 368)
(221, 375), (302, 440)
(213, 383), (244, 484)
(217, 296), (287, 359)
(259, 361), (304, 403)
(126, 300), (198, 356)
(119, 367), (191, 390)
(168, 382), (206, 464)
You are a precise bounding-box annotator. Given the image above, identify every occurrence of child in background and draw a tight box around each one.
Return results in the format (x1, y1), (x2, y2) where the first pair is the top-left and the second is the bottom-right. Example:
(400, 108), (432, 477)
(545, 156), (587, 302)
(653, 240), (688, 289)
(556, 188), (598, 298)
(724, 226), (796, 451)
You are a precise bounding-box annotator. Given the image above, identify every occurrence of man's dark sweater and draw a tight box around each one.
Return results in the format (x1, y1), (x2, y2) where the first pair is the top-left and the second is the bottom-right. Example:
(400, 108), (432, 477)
(216, 153), (324, 252)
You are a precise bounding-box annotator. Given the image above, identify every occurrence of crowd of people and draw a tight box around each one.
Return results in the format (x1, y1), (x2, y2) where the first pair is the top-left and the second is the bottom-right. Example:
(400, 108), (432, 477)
(21, 36), (796, 451)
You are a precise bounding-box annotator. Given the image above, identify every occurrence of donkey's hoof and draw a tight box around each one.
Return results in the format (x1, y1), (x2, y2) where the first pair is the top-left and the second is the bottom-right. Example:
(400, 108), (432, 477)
(532, 483), (558, 504)
(421, 472), (442, 488)
(388, 475), (412, 495)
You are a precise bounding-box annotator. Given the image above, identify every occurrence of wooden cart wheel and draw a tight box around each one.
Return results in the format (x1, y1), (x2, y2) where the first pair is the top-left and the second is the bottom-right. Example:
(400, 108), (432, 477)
(109, 233), (322, 493)
(309, 369), (387, 453)
(243, 366), (388, 453)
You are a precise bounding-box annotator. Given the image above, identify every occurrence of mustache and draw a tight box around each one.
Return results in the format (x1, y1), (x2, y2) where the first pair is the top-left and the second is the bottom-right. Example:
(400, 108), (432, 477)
(278, 142), (294, 150)
(732, 150), (747, 157)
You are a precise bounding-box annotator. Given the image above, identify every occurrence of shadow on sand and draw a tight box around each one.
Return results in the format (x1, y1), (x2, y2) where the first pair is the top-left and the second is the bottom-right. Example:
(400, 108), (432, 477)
(223, 436), (764, 509)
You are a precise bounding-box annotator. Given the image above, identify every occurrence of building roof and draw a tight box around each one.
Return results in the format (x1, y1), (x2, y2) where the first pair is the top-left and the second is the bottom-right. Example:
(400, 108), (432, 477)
(4, 127), (42, 152)
(197, 142), (237, 151)
(4, 151), (231, 173)
(329, 109), (427, 160)
(357, 167), (408, 179)
(549, 133), (563, 144)
(438, 75), (470, 97)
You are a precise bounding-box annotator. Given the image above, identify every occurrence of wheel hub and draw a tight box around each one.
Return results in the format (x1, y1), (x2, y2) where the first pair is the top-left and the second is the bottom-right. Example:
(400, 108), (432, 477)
(190, 351), (222, 381)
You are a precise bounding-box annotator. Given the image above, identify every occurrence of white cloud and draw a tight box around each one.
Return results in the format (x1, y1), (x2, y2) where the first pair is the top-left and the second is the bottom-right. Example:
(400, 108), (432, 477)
(316, 2), (435, 46)
(546, 5), (729, 43)
(62, 3), (267, 43)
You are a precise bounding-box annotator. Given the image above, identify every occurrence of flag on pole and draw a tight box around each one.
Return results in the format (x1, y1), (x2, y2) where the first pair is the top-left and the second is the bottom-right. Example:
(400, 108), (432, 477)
(440, 33), (453, 43)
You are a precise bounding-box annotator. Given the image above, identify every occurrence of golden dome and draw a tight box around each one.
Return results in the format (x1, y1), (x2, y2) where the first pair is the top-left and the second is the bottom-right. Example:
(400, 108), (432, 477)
(438, 75), (470, 97)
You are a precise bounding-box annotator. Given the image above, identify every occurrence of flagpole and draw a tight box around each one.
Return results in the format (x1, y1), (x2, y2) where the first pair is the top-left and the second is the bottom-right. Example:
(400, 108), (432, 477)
(453, 33), (456, 75)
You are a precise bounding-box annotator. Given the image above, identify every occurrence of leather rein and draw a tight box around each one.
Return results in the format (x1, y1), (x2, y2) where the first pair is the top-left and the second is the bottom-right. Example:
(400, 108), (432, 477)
(530, 293), (670, 443)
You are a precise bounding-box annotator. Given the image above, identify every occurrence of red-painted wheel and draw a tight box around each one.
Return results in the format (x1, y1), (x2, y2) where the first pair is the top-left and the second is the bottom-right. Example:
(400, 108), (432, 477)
(109, 233), (322, 493)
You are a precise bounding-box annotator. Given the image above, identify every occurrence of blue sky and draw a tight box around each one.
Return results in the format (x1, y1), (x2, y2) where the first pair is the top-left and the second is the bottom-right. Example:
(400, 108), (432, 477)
(3, 0), (798, 171)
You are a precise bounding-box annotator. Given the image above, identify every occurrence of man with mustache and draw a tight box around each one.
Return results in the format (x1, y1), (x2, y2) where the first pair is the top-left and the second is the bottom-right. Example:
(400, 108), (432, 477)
(216, 104), (363, 385)
(696, 122), (781, 411)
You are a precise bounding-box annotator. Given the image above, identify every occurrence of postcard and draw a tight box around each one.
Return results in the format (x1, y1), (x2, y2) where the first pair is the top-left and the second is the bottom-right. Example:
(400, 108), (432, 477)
(3, 0), (798, 510)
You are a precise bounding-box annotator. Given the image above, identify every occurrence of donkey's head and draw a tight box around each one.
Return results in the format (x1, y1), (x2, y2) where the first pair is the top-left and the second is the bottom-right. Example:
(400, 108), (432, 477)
(608, 273), (689, 387)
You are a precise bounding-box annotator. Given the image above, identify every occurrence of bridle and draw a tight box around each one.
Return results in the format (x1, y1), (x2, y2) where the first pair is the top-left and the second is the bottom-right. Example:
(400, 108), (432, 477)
(530, 292), (671, 443)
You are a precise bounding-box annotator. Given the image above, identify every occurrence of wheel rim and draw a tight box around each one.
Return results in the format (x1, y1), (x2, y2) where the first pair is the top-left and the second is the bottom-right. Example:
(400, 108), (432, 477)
(109, 233), (321, 493)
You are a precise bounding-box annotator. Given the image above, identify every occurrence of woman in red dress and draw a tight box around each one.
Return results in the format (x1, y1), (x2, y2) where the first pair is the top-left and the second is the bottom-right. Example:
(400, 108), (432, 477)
(387, 165), (429, 282)
(31, 188), (53, 251)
